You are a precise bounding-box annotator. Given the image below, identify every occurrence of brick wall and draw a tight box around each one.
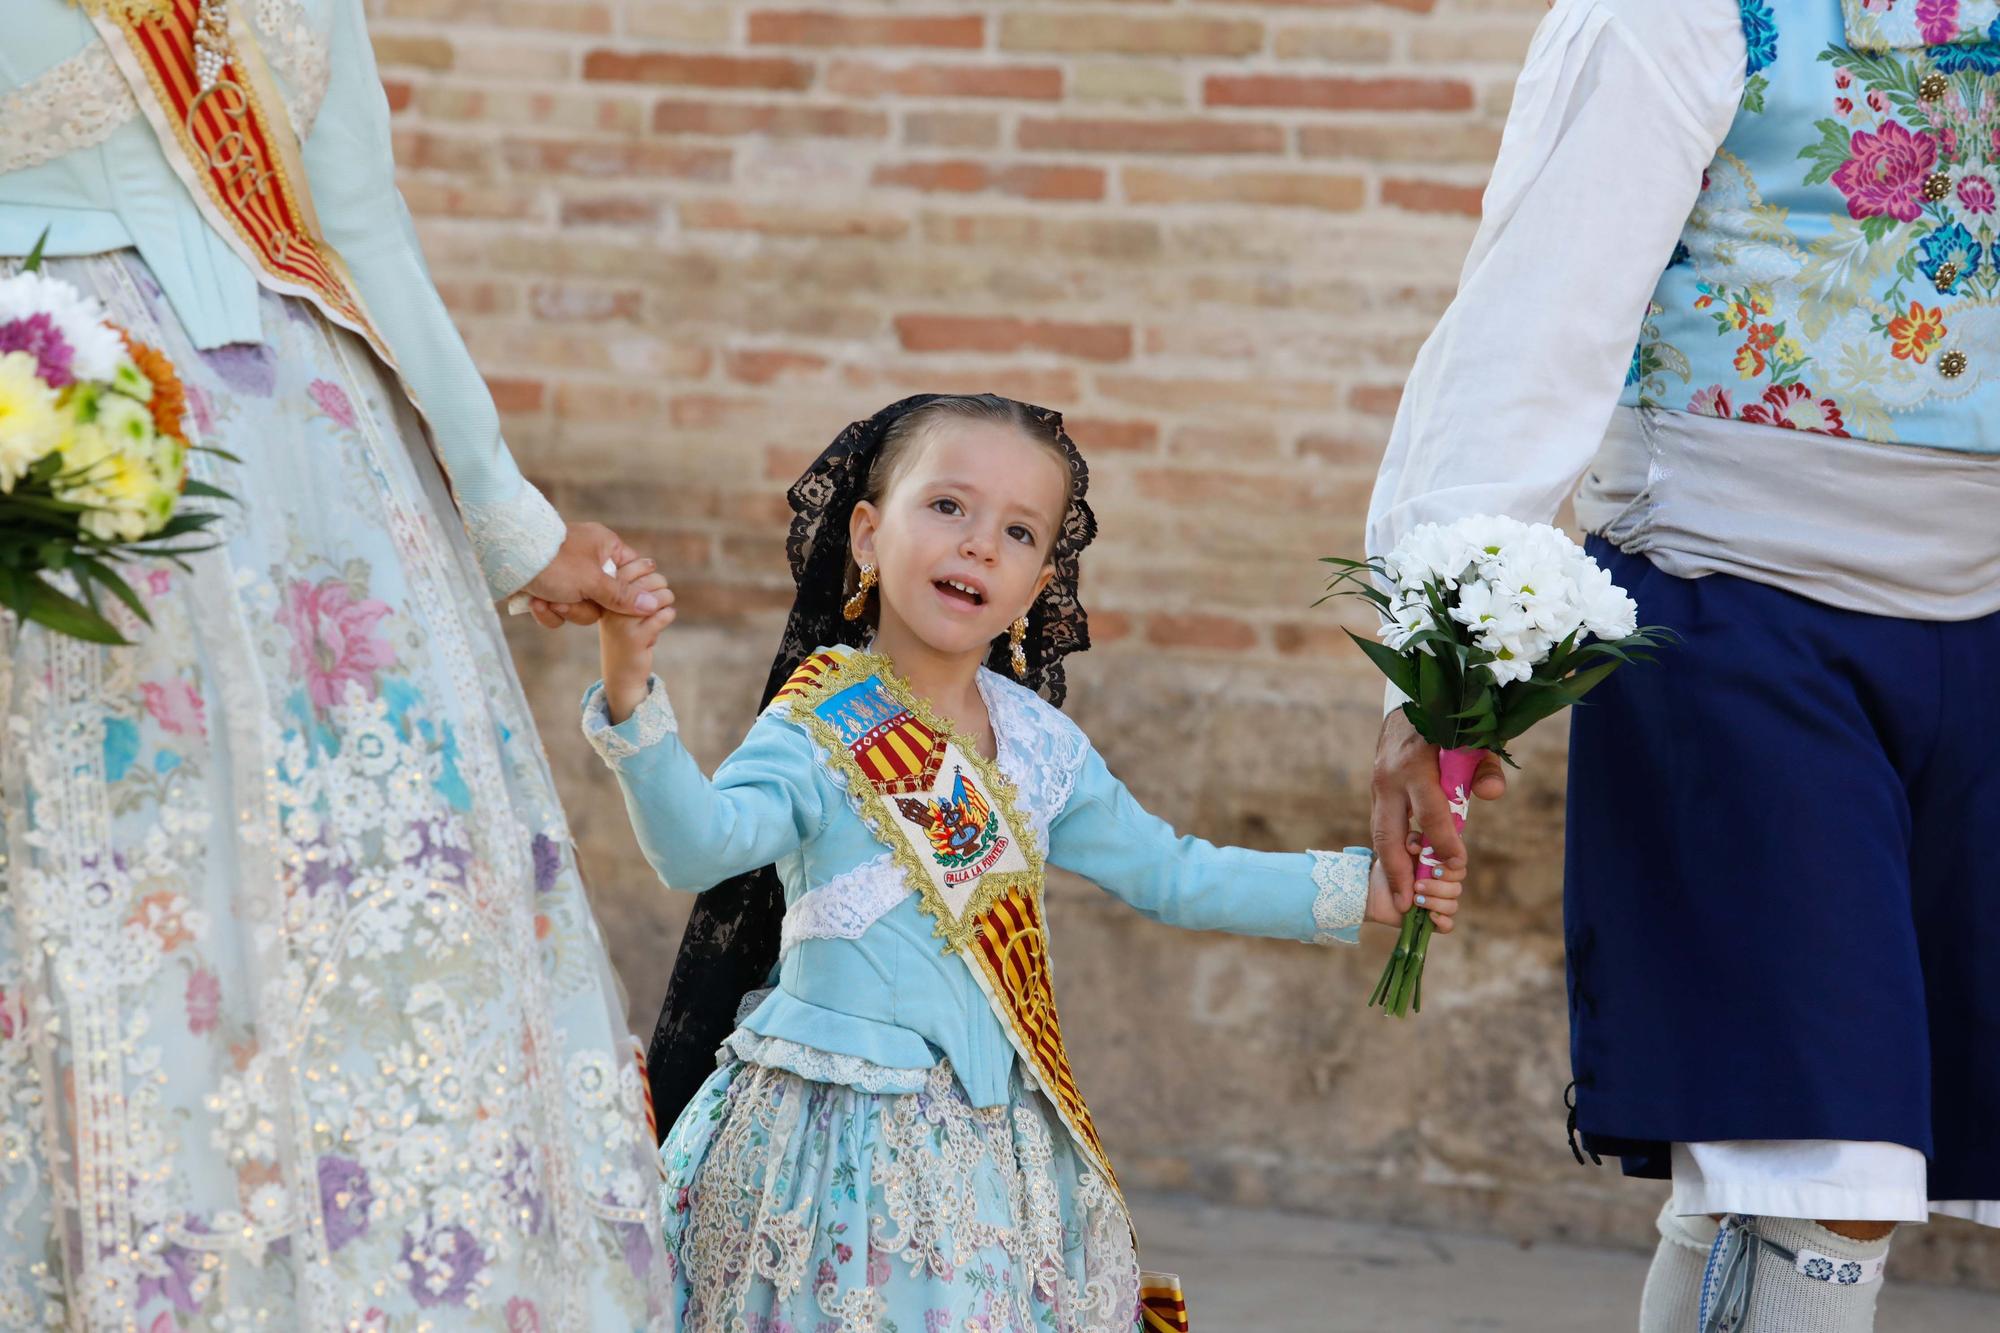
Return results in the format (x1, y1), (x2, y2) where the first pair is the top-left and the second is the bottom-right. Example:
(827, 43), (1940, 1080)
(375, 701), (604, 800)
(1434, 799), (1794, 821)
(364, 0), (2000, 1286)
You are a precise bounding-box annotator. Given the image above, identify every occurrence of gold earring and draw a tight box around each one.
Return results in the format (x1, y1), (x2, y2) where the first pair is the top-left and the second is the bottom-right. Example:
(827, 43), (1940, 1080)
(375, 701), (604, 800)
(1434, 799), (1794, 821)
(1009, 615), (1029, 678)
(843, 564), (877, 622)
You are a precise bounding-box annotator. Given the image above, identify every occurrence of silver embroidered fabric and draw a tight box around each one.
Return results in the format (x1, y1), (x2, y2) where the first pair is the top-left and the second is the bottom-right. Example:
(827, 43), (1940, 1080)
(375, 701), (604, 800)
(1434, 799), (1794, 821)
(1310, 849), (1369, 945)
(460, 478), (566, 601)
(780, 853), (907, 959)
(721, 1029), (931, 1096)
(581, 676), (678, 768)
(0, 1), (330, 176)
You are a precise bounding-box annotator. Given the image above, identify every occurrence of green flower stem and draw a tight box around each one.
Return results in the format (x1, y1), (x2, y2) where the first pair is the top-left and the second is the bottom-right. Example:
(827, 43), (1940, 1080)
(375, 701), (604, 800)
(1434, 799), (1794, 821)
(1370, 909), (1421, 1013)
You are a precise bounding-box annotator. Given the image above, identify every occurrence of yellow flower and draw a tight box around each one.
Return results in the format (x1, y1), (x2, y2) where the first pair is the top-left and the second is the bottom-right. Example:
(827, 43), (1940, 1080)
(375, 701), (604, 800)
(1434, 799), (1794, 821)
(54, 421), (175, 543)
(0, 350), (64, 493)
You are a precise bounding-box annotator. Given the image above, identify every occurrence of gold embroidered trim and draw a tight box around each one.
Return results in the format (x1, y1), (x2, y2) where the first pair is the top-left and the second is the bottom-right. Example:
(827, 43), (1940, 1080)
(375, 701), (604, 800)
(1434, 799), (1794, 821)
(785, 648), (1046, 954)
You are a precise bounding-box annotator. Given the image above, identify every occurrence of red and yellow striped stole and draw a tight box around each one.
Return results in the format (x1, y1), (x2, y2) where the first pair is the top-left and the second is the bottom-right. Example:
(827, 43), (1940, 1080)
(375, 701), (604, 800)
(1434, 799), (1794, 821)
(1140, 1275), (1192, 1333)
(90, 0), (393, 364)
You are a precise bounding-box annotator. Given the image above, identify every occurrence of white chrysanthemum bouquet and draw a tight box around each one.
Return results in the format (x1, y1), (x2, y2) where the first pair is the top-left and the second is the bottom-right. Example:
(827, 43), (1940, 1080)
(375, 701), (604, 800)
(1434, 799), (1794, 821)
(0, 237), (234, 644)
(1323, 516), (1671, 1016)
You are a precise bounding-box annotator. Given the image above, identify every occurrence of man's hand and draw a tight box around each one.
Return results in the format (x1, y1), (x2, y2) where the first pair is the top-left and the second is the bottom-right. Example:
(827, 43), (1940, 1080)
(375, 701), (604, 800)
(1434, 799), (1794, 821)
(1370, 709), (1507, 914)
(521, 523), (659, 627)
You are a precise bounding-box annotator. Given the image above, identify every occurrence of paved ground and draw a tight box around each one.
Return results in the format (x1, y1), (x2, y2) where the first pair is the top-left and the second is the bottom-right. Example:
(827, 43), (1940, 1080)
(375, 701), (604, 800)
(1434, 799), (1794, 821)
(1129, 1194), (2000, 1331)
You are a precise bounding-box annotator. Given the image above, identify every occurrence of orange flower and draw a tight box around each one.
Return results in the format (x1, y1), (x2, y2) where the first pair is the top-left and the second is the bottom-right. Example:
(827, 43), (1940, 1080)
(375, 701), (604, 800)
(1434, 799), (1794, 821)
(1733, 341), (1767, 378)
(1746, 323), (1780, 351)
(116, 329), (190, 445)
(1887, 301), (1947, 363)
(129, 889), (194, 951)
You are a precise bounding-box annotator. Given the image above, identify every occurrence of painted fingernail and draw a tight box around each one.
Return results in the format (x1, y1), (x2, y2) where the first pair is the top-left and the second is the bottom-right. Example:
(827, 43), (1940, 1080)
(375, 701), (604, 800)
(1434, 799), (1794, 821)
(636, 593), (659, 612)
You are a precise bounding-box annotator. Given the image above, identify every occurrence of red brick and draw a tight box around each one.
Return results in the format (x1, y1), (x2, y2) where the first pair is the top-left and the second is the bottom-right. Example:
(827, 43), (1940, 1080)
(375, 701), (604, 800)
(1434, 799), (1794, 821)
(581, 50), (813, 90)
(382, 79), (414, 114)
(1144, 613), (1257, 651)
(372, 34), (454, 69)
(747, 10), (984, 49)
(501, 138), (732, 182)
(1204, 74), (1473, 111)
(559, 195), (663, 227)
(1350, 383), (1405, 416)
(726, 349), (832, 385)
(652, 100), (889, 139)
(1065, 418), (1159, 453)
(1018, 117), (1285, 156)
(680, 199), (910, 239)
(827, 61), (1063, 101)
(872, 161), (1106, 202)
(1123, 167), (1365, 211)
(894, 314), (1133, 363)
(487, 377), (545, 413)
(1382, 177), (1485, 217)
(903, 111), (1003, 149)
(1087, 609), (1135, 644)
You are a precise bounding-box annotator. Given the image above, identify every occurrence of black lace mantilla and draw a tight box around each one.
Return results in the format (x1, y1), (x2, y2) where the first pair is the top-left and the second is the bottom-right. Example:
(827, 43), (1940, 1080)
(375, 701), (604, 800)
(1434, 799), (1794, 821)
(645, 393), (1097, 1136)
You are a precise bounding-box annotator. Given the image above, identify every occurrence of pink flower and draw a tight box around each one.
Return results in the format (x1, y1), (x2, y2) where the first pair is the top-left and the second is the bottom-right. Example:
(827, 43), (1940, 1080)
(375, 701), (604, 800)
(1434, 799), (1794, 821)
(505, 1298), (541, 1333)
(1836, 69), (1853, 89)
(1958, 176), (1996, 214)
(0, 313), (76, 387)
(1868, 89), (1890, 114)
(1687, 386), (1734, 418)
(308, 378), (357, 431)
(1832, 121), (1940, 223)
(1836, 97), (1855, 117)
(146, 568), (174, 599)
(142, 678), (207, 737)
(277, 578), (396, 711)
(147, 1315), (176, 1333)
(1738, 383), (1850, 437)
(1918, 0), (1962, 45)
(186, 968), (220, 1035)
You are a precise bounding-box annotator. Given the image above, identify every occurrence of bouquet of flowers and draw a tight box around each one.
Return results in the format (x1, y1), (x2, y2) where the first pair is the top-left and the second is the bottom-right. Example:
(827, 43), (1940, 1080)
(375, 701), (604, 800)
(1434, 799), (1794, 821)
(1322, 516), (1671, 1016)
(0, 238), (232, 644)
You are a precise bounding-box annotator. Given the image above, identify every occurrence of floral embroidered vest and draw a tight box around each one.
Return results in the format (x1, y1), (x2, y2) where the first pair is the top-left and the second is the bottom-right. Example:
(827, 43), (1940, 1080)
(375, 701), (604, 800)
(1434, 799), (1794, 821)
(1622, 0), (2000, 452)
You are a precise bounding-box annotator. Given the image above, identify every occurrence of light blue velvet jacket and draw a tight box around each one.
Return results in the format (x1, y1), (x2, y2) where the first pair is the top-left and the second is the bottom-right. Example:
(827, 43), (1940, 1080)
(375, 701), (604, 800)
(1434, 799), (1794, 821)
(0, 0), (559, 596)
(583, 647), (1372, 1109)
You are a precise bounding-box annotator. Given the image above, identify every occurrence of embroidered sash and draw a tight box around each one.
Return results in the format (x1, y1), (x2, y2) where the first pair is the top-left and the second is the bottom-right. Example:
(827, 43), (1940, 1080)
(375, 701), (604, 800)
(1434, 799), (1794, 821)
(781, 649), (1116, 1185)
(88, 0), (395, 366)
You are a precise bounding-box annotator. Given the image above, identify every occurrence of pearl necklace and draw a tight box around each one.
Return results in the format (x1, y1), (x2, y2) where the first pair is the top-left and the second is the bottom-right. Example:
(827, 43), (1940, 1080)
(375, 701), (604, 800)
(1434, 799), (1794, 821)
(193, 0), (232, 93)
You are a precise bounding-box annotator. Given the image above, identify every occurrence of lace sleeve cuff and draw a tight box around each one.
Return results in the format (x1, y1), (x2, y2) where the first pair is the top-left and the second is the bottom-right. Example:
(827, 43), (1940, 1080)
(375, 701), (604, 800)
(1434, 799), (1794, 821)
(1310, 848), (1371, 946)
(582, 677), (679, 769)
(461, 479), (566, 601)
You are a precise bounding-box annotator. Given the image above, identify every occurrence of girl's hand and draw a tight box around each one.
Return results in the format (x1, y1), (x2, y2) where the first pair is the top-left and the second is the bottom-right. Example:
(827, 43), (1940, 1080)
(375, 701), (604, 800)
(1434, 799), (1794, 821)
(1365, 833), (1464, 933)
(522, 524), (660, 626)
(599, 560), (677, 724)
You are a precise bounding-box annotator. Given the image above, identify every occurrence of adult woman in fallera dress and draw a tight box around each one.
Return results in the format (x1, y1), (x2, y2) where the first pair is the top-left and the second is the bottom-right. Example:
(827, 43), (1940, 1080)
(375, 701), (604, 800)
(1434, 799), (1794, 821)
(0, 2), (668, 1326)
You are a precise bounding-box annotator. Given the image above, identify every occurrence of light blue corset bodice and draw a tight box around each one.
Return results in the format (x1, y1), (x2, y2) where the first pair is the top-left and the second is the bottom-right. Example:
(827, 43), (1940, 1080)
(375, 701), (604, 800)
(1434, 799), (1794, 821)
(582, 647), (1371, 1109)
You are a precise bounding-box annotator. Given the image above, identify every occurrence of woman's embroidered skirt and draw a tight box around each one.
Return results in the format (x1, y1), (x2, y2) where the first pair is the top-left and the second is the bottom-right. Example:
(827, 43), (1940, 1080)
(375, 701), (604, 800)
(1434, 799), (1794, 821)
(0, 253), (667, 1330)
(662, 1054), (1143, 1332)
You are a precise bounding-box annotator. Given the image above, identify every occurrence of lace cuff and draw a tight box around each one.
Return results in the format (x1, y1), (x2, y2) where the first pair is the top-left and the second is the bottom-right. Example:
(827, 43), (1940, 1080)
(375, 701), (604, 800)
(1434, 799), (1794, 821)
(1309, 848), (1370, 946)
(721, 1030), (933, 1096)
(581, 677), (679, 768)
(460, 479), (566, 601)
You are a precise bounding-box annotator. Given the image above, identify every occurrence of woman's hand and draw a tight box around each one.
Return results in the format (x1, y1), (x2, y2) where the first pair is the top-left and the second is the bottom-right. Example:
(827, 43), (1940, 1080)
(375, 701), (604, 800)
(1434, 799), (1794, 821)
(521, 523), (660, 627)
(1365, 834), (1465, 933)
(599, 560), (677, 724)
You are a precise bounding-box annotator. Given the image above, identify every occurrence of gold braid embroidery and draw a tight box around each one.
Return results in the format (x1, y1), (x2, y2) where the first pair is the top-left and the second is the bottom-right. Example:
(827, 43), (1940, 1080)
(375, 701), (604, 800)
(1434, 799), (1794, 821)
(785, 649), (1046, 954)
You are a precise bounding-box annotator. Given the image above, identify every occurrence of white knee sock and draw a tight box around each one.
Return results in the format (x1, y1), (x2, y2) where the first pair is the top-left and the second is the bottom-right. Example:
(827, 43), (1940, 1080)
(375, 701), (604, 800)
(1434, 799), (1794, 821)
(1699, 1215), (1892, 1333)
(1640, 1202), (1717, 1332)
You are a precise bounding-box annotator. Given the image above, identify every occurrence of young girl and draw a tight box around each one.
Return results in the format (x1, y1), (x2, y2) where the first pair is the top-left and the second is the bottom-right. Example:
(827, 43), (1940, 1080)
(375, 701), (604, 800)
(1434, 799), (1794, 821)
(582, 393), (1464, 1331)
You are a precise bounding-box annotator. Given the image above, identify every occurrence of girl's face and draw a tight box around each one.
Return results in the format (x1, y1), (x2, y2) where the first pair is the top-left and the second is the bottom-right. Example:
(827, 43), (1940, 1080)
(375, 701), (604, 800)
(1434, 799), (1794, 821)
(850, 421), (1069, 664)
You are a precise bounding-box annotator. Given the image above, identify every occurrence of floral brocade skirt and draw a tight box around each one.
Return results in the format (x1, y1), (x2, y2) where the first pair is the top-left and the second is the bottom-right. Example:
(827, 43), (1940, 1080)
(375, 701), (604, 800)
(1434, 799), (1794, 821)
(0, 253), (667, 1330)
(661, 1055), (1143, 1333)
